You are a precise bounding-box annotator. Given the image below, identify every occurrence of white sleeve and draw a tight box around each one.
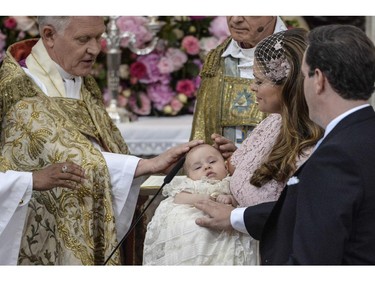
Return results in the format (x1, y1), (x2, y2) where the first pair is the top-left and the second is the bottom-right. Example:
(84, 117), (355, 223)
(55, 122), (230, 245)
(101, 152), (141, 242)
(230, 207), (249, 234)
(0, 171), (33, 265)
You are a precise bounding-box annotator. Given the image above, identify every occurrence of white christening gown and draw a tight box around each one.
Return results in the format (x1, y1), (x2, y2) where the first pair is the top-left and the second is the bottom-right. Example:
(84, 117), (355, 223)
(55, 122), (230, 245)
(143, 176), (256, 265)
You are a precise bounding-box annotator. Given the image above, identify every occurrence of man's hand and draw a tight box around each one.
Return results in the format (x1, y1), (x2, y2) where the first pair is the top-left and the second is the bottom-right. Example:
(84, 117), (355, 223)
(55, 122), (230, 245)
(211, 133), (237, 159)
(135, 139), (204, 177)
(32, 162), (86, 191)
(194, 199), (235, 232)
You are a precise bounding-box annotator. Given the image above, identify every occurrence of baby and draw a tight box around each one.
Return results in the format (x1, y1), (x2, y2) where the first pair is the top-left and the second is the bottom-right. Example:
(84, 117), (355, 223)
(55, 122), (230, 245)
(143, 144), (255, 265)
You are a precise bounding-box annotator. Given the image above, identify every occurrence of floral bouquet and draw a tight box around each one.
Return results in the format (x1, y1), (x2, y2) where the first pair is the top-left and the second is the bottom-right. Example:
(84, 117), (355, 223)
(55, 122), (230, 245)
(97, 16), (230, 117)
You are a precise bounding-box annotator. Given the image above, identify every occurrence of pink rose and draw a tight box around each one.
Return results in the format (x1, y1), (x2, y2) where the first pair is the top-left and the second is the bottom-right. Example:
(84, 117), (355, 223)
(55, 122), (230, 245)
(4, 17), (17, 29)
(157, 57), (175, 74)
(170, 98), (184, 114)
(200, 37), (220, 54)
(165, 48), (188, 71)
(130, 61), (147, 79)
(147, 83), (175, 110)
(181, 35), (200, 55)
(176, 79), (195, 97)
(209, 16), (230, 41)
(100, 38), (107, 52)
(117, 16), (153, 49)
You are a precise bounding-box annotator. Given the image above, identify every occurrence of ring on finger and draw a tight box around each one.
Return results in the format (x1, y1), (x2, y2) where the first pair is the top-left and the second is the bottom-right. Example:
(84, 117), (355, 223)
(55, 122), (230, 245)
(62, 165), (68, 173)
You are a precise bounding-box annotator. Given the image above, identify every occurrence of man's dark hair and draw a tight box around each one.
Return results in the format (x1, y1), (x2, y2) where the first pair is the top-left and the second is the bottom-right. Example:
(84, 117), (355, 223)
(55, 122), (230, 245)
(306, 24), (375, 100)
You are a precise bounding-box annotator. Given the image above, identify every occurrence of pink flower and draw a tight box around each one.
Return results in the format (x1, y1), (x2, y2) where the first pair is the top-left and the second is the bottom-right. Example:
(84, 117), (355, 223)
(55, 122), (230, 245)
(117, 16), (154, 49)
(147, 83), (175, 110)
(181, 35), (200, 55)
(209, 16), (230, 41)
(200, 37), (220, 54)
(130, 77), (138, 85)
(0, 32), (6, 51)
(170, 98), (184, 114)
(100, 38), (107, 52)
(130, 61), (147, 79)
(138, 53), (170, 84)
(128, 92), (151, 116)
(4, 17), (17, 29)
(165, 48), (188, 71)
(102, 88), (111, 106)
(17, 31), (25, 40)
(176, 79), (195, 97)
(13, 16), (38, 36)
(157, 57), (175, 74)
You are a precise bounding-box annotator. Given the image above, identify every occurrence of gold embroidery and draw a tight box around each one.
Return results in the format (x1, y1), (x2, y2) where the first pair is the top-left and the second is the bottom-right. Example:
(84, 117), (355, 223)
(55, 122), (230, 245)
(0, 157), (12, 172)
(190, 38), (267, 144)
(1, 40), (128, 265)
(53, 98), (101, 143)
(221, 76), (266, 127)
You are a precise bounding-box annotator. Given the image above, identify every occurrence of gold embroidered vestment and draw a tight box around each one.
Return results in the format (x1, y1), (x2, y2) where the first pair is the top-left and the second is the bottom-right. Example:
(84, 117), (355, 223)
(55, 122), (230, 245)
(0, 39), (129, 265)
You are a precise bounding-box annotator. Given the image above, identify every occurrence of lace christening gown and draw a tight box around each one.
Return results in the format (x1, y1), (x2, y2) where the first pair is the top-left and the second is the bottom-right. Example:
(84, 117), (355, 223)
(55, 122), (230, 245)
(143, 176), (256, 265)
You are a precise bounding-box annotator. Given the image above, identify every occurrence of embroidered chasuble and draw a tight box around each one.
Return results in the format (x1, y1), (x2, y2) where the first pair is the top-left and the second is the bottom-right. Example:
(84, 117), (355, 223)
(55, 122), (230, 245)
(190, 38), (267, 145)
(0, 39), (129, 265)
(0, 156), (12, 172)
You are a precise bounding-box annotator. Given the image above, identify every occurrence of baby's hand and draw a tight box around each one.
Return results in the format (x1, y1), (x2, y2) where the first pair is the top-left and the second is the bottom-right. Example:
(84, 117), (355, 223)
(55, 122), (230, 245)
(215, 194), (233, 205)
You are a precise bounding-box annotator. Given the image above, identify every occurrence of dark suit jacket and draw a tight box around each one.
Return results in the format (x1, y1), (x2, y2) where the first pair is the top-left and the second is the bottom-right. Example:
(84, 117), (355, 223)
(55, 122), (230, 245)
(245, 106), (375, 265)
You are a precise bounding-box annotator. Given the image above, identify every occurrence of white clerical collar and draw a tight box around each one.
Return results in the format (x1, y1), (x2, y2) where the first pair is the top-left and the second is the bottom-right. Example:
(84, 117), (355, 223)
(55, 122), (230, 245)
(54, 63), (79, 82)
(54, 63), (82, 99)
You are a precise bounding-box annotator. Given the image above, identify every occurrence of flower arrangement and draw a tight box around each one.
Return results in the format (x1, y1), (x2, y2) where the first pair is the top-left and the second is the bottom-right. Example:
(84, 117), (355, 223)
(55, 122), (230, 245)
(98, 16), (230, 118)
(1, 16), (229, 117)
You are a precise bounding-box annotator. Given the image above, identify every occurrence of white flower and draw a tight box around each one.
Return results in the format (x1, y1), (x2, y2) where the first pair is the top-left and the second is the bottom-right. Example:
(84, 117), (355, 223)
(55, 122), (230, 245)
(274, 40), (282, 50)
(287, 176), (300, 186)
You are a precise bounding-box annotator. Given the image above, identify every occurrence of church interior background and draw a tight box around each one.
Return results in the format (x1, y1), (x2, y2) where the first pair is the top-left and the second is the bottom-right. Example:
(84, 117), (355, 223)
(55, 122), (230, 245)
(0, 16), (372, 120)
(1, 16), (374, 265)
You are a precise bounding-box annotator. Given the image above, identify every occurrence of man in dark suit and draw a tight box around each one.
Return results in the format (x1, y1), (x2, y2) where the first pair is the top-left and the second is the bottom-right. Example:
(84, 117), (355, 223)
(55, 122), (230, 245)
(194, 24), (375, 265)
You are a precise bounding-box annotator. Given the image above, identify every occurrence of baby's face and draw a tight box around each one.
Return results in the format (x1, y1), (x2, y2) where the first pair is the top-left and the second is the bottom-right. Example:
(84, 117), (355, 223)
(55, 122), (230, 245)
(185, 144), (227, 181)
